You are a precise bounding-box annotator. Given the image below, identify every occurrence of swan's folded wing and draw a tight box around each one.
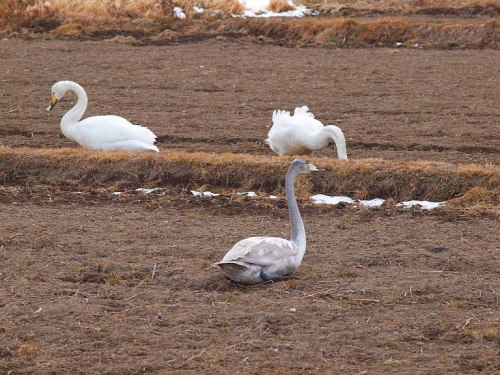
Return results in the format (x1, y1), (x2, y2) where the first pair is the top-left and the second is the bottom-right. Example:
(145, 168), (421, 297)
(222, 237), (300, 267)
(76, 115), (157, 145)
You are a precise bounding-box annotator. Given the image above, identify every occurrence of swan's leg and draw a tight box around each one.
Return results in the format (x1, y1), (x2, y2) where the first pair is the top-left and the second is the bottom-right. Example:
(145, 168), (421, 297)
(261, 270), (299, 282)
(260, 270), (276, 281)
(260, 270), (299, 281)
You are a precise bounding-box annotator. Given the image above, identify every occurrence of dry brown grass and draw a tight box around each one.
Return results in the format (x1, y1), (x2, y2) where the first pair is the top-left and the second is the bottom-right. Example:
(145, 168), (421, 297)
(17, 344), (41, 357)
(1, 146), (499, 205)
(239, 17), (500, 47)
(2, 0), (500, 48)
(210, 0), (245, 14)
(267, 0), (295, 13)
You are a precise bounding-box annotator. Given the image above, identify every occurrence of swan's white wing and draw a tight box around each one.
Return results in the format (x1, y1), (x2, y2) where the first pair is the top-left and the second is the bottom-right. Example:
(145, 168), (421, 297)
(69, 115), (158, 151)
(222, 236), (302, 273)
(102, 140), (159, 152)
(266, 111), (323, 156)
(217, 236), (303, 284)
(267, 106), (326, 155)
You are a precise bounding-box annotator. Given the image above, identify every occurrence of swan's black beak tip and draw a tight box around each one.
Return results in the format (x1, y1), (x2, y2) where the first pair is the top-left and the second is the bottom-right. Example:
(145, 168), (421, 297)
(308, 163), (324, 173)
(47, 95), (58, 111)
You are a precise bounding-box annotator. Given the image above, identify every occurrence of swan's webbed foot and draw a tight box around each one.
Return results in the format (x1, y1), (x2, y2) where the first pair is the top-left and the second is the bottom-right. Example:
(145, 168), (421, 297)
(260, 271), (299, 282)
(260, 270), (275, 282)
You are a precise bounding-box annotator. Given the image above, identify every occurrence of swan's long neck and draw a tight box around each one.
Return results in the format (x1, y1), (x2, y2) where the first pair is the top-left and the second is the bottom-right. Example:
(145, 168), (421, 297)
(304, 126), (348, 160)
(324, 125), (347, 160)
(60, 82), (88, 137)
(286, 169), (306, 253)
(317, 125), (347, 160)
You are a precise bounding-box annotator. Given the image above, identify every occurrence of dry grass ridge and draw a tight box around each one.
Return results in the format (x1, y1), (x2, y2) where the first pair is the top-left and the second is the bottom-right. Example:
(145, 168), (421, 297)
(1, 146), (499, 208)
(2, 0), (500, 47)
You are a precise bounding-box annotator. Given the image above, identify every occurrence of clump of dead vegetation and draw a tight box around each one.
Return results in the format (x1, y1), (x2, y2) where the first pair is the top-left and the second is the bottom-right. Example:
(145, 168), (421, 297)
(0, 146), (499, 207)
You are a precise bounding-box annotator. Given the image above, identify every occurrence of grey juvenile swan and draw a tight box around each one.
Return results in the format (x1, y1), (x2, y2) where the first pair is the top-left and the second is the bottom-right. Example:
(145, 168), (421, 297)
(214, 158), (323, 285)
(265, 106), (347, 160)
(47, 81), (159, 152)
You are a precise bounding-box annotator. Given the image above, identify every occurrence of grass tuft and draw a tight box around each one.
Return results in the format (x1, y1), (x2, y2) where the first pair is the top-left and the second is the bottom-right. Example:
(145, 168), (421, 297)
(267, 0), (295, 13)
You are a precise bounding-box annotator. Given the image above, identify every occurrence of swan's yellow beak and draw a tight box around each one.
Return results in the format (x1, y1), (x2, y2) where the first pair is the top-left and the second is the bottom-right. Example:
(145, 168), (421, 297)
(47, 94), (58, 111)
(308, 163), (324, 172)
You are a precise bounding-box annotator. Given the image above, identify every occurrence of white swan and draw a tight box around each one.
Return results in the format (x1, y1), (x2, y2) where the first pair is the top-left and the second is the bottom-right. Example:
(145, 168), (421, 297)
(47, 81), (159, 152)
(265, 106), (347, 160)
(214, 158), (323, 285)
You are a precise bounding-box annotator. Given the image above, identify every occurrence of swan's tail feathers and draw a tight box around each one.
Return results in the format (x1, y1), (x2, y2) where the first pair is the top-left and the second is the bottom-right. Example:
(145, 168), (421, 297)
(272, 109), (292, 123)
(213, 261), (249, 273)
(293, 106), (315, 119)
(214, 261), (266, 284)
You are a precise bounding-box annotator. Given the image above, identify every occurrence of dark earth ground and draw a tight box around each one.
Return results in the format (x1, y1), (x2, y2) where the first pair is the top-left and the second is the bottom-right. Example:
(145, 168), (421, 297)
(1, 37), (500, 374)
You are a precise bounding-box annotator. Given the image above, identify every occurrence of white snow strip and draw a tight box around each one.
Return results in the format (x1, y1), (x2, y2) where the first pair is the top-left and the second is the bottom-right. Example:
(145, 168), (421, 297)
(358, 198), (385, 207)
(194, 6), (204, 13)
(188, 190), (444, 210)
(191, 190), (220, 197)
(311, 194), (354, 205)
(136, 188), (165, 194)
(237, 191), (258, 197)
(112, 192), (122, 195)
(311, 194), (445, 210)
(239, 6), (317, 18)
(396, 200), (446, 210)
(236, 0), (317, 18)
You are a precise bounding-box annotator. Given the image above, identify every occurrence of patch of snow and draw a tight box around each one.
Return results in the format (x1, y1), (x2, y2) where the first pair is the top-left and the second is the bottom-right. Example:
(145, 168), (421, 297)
(236, 0), (317, 18)
(311, 195), (445, 210)
(358, 198), (385, 207)
(397, 200), (446, 210)
(135, 188), (165, 194)
(237, 191), (258, 197)
(173, 6), (186, 19)
(311, 194), (354, 205)
(191, 190), (220, 197)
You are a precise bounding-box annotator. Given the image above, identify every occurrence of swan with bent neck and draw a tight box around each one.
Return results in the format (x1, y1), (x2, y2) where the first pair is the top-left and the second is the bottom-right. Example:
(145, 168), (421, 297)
(214, 158), (323, 285)
(47, 81), (159, 152)
(266, 106), (347, 160)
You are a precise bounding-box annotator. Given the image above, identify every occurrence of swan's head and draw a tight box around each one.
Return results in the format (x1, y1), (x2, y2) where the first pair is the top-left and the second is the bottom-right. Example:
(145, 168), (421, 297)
(46, 81), (73, 111)
(290, 158), (324, 175)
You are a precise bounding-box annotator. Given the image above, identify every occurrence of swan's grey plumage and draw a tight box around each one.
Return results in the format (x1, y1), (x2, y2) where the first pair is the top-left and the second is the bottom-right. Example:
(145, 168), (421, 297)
(265, 106), (347, 160)
(47, 81), (159, 152)
(214, 158), (322, 285)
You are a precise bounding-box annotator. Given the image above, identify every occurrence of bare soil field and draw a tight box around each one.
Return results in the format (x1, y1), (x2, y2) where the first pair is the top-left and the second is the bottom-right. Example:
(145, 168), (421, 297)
(1, 29), (500, 375)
